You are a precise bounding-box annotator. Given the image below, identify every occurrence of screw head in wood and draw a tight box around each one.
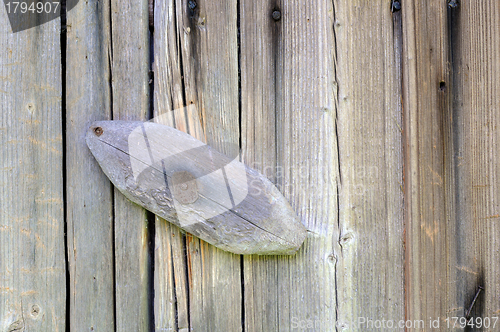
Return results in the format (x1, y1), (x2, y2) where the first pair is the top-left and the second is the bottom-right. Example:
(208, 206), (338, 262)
(171, 171), (199, 204)
(391, 0), (401, 12)
(272, 10), (281, 21)
(448, 0), (458, 8)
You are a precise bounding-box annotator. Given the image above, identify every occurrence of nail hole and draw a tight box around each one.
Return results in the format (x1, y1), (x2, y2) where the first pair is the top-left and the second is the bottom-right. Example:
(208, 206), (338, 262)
(439, 81), (446, 92)
(31, 304), (40, 317)
(27, 102), (35, 111)
(93, 127), (103, 136)
(272, 10), (281, 21)
(327, 253), (337, 263)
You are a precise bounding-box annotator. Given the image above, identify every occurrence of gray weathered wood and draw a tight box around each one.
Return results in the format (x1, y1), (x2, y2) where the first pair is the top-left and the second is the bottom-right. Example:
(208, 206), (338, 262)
(66, 0), (115, 330)
(238, 2), (281, 329)
(153, 0), (242, 330)
(403, 0), (500, 324)
(335, 0), (405, 328)
(152, 1), (190, 330)
(450, 0), (500, 319)
(5, 0), (500, 329)
(240, 0), (405, 330)
(240, 0), (340, 330)
(110, 0), (152, 330)
(402, 0), (459, 324)
(86, 121), (306, 255)
(0, 13), (66, 332)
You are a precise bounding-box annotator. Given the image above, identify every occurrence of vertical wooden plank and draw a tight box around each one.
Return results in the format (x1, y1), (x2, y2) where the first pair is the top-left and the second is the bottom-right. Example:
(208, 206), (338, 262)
(153, 0), (241, 331)
(335, 1), (405, 329)
(182, 1), (241, 329)
(240, 0), (340, 331)
(153, 1), (190, 331)
(0, 13), (66, 332)
(275, 1), (339, 330)
(402, 0), (459, 325)
(110, 0), (152, 330)
(66, 0), (115, 330)
(240, 0), (405, 330)
(448, 0), (500, 321)
(239, 1), (279, 330)
(240, 0), (277, 182)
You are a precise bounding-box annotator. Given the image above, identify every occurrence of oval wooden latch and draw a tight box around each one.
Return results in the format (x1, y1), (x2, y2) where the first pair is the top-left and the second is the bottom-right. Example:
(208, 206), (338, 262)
(86, 120), (307, 255)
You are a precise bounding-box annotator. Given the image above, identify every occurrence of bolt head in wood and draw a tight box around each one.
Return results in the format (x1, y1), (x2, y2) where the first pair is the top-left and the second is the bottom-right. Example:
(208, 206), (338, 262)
(171, 171), (199, 204)
(391, 1), (401, 12)
(448, 0), (459, 8)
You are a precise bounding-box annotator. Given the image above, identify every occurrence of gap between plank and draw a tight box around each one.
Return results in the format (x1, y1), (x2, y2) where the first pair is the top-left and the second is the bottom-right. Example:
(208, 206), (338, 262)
(148, 4), (156, 329)
(107, 2), (117, 330)
(60, 0), (69, 330)
(236, 0), (245, 329)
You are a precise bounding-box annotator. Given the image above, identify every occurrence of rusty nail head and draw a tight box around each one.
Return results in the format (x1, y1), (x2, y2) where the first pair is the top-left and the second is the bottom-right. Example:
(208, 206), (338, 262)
(94, 127), (103, 136)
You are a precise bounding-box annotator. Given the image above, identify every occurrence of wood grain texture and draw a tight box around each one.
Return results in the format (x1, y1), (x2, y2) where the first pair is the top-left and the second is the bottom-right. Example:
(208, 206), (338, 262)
(110, 0), (152, 330)
(449, 1), (500, 317)
(450, 0), (500, 319)
(335, 0), (405, 328)
(240, 0), (340, 331)
(240, 0), (405, 330)
(66, 0), (115, 330)
(238, 2), (281, 330)
(153, 2), (190, 330)
(178, 0), (243, 326)
(402, 0), (458, 325)
(153, 0), (241, 330)
(0, 13), (65, 332)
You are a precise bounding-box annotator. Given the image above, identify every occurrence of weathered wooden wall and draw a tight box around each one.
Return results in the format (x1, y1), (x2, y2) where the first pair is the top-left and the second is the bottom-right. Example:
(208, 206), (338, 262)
(1, 0), (500, 331)
(66, 0), (115, 330)
(0, 7), (65, 332)
(403, 0), (500, 326)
